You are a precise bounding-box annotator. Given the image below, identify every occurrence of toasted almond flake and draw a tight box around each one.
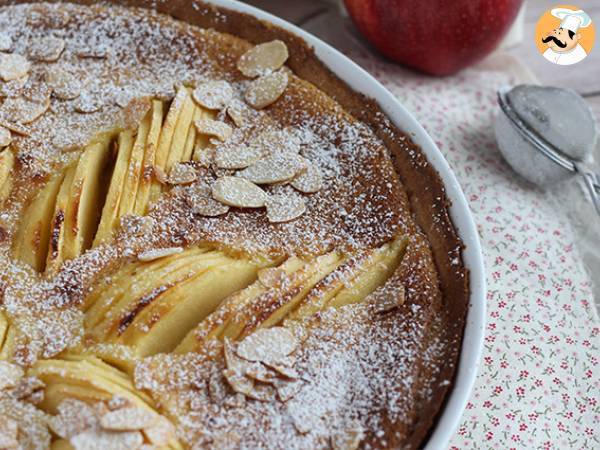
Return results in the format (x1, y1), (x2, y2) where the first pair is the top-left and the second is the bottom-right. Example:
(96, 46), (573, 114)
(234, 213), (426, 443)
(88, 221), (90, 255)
(0, 75), (29, 98)
(268, 363), (300, 380)
(257, 267), (288, 288)
(192, 80), (234, 110)
(99, 407), (158, 431)
(223, 368), (254, 395)
(226, 101), (246, 127)
(152, 165), (168, 185)
(275, 379), (304, 402)
(0, 95), (50, 124)
(246, 363), (278, 384)
(71, 429), (143, 450)
(265, 193), (307, 223)
(211, 431), (241, 449)
(195, 118), (232, 142)
(121, 97), (151, 129)
(215, 143), (262, 169)
(194, 146), (215, 167)
(0, 415), (18, 449)
(142, 416), (175, 446)
(28, 37), (65, 62)
(224, 338), (253, 375)
(291, 160), (323, 193)
(120, 215), (154, 238)
(10, 376), (45, 404)
(237, 40), (289, 78)
(244, 70), (288, 109)
(212, 166), (235, 178)
(331, 421), (364, 450)
(237, 152), (305, 185)
(49, 399), (99, 439)
(74, 91), (103, 114)
(76, 46), (109, 59)
(168, 163), (197, 185)
(236, 327), (298, 363)
(107, 396), (131, 411)
(0, 33), (12, 52)
(0, 53), (31, 81)
(372, 286), (405, 313)
(0, 361), (23, 390)
(0, 119), (30, 136)
(211, 176), (267, 208)
(47, 68), (81, 100)
(247, 383), (277, 402)
(138, 247), (183, 262)
(21, 81), (53, 104)
(188, 190), (230, 217)
(0, 126), (11, 148)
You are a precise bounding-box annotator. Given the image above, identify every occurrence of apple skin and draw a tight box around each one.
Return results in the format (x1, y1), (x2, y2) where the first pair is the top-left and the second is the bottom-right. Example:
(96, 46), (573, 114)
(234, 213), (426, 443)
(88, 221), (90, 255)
(344, 0), (523, 76)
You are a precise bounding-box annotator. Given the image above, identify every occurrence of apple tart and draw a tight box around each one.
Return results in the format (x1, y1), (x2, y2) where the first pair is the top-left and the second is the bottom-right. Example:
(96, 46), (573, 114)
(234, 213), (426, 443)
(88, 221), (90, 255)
(0, 2), (469, 449)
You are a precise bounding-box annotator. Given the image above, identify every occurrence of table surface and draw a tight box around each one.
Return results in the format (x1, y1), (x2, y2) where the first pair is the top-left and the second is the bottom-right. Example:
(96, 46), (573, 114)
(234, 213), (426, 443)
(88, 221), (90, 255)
(243, 0), (600, 125)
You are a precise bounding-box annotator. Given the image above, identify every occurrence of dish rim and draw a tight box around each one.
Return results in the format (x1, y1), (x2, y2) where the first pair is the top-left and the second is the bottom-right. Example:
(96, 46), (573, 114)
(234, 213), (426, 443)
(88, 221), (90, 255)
(205, 0), (487, 448)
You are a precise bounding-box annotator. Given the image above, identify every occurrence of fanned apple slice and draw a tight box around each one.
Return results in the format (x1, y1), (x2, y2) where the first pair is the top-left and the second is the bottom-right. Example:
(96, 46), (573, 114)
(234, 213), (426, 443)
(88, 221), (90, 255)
(12, 173), (64, 272)
(29, 356), (157, 414)
(93, 130), (134, 246)
(175, 256), (305, 353)
(148, 87), (189, 205)
(181, 107), (201, 162)
(116, 257), (267, 356)
(0, 311), (9, 358)
(117, 107), (152, 217)
(134, 100), (164, 216)
(292, 236), (408, 319)
(0, 324), (16, 360)
(84, 246), (208, 320)
(164, 92), (196, 172)
(45, 165), (76, 274)
(175, 252), (343, 353)
(0, 147), (15, 203)
(62, 138), (113, 261)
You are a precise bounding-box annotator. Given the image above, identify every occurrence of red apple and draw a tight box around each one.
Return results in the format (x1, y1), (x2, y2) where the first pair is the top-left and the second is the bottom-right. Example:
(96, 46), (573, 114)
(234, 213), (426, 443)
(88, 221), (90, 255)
(344, 0), (523, 76)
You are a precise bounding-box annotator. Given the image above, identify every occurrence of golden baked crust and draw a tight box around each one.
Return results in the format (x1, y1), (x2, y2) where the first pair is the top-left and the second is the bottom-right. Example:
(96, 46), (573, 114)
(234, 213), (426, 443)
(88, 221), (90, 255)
(0, 2), (469, 449)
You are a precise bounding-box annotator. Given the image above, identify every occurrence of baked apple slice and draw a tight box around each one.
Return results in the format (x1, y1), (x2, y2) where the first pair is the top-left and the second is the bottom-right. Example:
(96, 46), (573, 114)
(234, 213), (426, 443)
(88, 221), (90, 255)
(0, 147), (14, 203)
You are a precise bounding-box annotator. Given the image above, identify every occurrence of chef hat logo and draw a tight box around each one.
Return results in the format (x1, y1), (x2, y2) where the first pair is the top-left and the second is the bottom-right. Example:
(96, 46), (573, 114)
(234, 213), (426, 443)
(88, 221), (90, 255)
(535, 4), (595, 66)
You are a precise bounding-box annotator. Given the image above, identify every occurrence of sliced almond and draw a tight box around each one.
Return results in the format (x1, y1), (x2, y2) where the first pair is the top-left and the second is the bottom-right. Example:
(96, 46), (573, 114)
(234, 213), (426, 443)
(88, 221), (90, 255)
(0, 53), (31, 81)
(142, 416), (175, 446)
(194, 146), (215, 168)
(188, 192), (230, 217)
(0, 126), (11, 148)
(192, 80), (234, 110)
(226, 101), (247, 127)
(195, 118), (233, 142)
(138, 247), (183, 262)
(237, 152), (305, 185)
(47, 68), (81, 100)
(0, 415), (18, 449)
(99, 406), (158, 431)
(275, 379), (304, 402)
(168, 163), (197, 185)
(0, 361), (23, 390)
(265, 193), (306, 223)
(76, 46), (109, 59)
(106, 396), (131, 411)
(244, 70), (288, 109)
(121, 97), (151, 129)
(237, 40), (289, 78)
(10, 376), (45, 404)
(214, 143), (262, 170)
(49, 399), (99, 439)
(0, 118), (30, 136)
(331, 421), (364, 450)
(236, 327), (298, 363)
(74, 91), (103, 114)
(372, 287), (405, 313)
(223, 368), (254, 395)
(247, 383), (277, 402)
(291, 160), (322, 193)
(0, 33), (12, 52)
(224, 339), (253, 375)
(246, 363), (278, 384)
(223, 393), (246, 408)
(28, 37), (65, 62)
(0, 95), (50, 124)
(0, 75), (29, 98)
(211, 176), (267, 208)
(153, 165), (168, 185)
(71, 429), (143, 450)
(120, 215), (155, 238)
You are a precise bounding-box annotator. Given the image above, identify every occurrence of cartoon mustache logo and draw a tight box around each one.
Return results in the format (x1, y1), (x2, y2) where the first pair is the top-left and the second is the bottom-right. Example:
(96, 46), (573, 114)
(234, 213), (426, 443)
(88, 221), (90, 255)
(542, 35), (567, 48)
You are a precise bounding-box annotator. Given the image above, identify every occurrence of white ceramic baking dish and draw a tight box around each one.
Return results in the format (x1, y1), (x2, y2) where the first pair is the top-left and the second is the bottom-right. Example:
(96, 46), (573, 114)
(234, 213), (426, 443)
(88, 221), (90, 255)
(206, 1), (487, 448)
